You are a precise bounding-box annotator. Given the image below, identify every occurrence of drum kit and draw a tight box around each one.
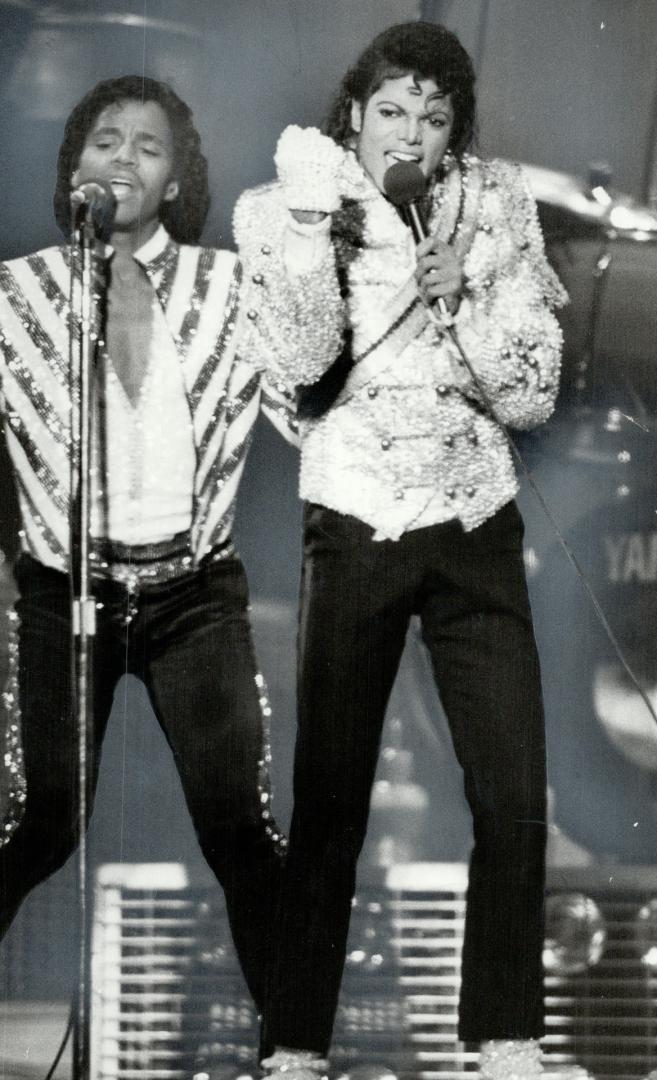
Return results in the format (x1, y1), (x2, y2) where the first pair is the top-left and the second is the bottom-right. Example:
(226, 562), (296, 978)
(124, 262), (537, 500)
(522, 163), (657, 787)
(525, 161), (657, 444)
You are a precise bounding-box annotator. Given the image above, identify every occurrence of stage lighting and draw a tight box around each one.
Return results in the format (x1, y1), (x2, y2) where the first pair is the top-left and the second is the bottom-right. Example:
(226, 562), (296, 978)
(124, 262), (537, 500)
(543, 892), (606, 974)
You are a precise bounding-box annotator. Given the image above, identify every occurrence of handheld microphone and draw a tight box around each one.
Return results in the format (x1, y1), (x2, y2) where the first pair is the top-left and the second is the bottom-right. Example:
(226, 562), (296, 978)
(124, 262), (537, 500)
(383, 161), (452, 324)
(69, 178), (116, 233)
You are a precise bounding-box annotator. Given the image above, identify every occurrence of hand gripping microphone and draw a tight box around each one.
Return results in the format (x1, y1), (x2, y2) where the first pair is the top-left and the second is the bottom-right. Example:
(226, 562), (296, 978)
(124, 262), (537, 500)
(383, 160), (452, 324)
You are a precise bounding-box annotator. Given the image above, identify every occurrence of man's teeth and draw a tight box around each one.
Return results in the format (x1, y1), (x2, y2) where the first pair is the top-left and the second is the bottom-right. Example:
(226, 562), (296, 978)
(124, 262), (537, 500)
(388, 152), (420, 162)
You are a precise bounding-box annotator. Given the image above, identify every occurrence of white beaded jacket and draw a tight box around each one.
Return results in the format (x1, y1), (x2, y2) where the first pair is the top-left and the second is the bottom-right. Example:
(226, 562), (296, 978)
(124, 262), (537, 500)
(0, 225), (326, 571)
(235, 153), (567, 540)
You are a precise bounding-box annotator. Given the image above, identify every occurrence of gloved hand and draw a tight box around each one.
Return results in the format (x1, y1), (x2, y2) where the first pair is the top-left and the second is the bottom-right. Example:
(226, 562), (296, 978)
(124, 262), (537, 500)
(274, 124), (345, 214)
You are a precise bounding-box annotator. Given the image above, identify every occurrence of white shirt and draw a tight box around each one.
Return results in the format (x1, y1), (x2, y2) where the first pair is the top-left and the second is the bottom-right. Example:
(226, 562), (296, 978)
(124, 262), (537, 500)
(91, 298), (195, 545)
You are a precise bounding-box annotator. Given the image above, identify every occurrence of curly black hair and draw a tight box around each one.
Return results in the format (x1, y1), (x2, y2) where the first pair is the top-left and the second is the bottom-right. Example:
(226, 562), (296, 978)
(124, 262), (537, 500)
(53, 75), (210, 244)
(325, 21), (476, 162)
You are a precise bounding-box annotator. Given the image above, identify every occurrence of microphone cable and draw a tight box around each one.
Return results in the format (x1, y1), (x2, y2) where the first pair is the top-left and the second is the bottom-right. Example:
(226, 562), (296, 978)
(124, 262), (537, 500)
(425, 300), (657, 728)
(43, 1000), (75, 1080)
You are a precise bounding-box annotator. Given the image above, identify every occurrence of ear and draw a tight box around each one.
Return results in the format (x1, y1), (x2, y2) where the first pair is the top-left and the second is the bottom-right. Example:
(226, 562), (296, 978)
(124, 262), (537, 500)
(350, 100), (362, 134)
(163, 178), (180, 203)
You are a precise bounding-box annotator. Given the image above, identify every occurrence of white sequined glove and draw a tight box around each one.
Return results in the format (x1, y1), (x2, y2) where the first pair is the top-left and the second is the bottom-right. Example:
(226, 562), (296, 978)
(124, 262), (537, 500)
(274, 124), (344, 213)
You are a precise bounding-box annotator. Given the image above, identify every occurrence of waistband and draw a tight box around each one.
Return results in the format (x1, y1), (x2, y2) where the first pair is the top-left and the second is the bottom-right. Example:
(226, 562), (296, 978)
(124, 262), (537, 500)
(89, 532), (235, 591)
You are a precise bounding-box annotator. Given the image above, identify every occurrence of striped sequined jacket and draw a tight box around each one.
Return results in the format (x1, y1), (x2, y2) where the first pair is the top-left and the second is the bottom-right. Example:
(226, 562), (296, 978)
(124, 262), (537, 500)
(0, 224), (301, 571)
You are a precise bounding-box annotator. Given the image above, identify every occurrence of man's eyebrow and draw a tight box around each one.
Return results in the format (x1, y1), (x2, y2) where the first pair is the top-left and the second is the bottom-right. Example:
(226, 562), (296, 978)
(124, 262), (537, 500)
(90, 125), (167, 146)
(135, 130), (167, 145)
(425, 94), (452, 111)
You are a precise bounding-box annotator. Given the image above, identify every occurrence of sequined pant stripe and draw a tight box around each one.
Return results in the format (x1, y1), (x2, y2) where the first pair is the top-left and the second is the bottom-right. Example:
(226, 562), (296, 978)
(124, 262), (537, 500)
(0, 610), (25, 847)
(0, 553), (285, 1015)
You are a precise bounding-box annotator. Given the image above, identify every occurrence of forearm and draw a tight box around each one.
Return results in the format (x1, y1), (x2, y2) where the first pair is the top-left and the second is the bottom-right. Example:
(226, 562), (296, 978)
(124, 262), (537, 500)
(446, 278), (563, 430)
(235, 200), (345, 387)
(441, 161), (566, 430)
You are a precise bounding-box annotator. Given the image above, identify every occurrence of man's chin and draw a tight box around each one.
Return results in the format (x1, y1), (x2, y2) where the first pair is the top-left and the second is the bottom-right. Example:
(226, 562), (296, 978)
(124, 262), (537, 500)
(110, 216), (159, 237)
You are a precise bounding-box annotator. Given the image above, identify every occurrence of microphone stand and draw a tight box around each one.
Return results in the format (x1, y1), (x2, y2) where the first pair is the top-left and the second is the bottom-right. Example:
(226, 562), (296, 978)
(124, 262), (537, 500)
(70, 205), (100, 1080)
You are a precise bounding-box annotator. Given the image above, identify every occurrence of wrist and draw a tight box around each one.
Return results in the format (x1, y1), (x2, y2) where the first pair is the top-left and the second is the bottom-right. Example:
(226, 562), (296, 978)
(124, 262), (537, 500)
(290, 210), (329, 225)
(275, 124), (344, 214)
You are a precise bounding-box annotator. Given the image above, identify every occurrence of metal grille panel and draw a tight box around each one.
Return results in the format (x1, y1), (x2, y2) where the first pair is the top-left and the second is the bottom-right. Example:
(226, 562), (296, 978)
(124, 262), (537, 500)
(91, 863), (657, 1079)
(387, 863), (657, 1079)
(91, 865), (411, 1079)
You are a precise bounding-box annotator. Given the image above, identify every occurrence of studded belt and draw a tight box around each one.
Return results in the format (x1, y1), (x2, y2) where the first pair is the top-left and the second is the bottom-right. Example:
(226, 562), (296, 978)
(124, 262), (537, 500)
(89, 532), (235, 592)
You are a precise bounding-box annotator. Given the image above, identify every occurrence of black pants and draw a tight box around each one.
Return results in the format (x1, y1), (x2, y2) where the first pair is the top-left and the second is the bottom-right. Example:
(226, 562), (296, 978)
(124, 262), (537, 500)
(0, 552), (283, 1016)
(264, 501), (547, 1053)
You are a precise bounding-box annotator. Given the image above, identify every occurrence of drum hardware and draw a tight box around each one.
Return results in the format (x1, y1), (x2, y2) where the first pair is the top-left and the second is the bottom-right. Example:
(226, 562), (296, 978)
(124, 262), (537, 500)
(525, 163), (657, 240)
(522, 162), (657, 468)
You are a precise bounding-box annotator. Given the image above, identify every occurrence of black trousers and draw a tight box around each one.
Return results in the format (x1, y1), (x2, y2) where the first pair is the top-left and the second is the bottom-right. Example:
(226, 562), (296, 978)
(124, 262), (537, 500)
(0, 551), (283, 1016)
(264, 500), (547, 1053)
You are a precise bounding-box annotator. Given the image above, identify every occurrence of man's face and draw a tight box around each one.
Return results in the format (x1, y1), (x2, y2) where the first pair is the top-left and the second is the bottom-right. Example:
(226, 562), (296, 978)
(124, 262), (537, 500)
(72, 99), (179, 238)
(351, 74), (454, 194)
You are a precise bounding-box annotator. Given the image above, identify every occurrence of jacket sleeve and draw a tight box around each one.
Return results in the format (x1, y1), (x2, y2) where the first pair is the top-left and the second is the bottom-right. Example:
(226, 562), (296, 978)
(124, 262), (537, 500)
(233, 183), (345, 389)
(445, 160), (567, 431)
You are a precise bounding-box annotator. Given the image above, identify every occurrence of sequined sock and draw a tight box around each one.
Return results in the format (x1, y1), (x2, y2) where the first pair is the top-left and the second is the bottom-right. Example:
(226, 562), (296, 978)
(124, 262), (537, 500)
(479, 1038), (542, 1080)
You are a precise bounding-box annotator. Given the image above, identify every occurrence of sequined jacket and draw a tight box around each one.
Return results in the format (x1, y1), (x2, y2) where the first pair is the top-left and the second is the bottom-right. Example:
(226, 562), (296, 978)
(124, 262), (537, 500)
(0, 225), (307, 570)
(235, 155), (567, 540)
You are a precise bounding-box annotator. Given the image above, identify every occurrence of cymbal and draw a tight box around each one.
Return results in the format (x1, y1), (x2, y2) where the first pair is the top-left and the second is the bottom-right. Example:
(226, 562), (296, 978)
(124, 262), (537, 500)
(523, 163), (657, 240)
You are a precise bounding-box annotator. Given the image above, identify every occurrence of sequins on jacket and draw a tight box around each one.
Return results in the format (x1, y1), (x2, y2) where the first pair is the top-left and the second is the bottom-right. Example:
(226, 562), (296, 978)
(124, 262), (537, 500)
(0, 226), (297, 568)
(235, 155), (567, 539)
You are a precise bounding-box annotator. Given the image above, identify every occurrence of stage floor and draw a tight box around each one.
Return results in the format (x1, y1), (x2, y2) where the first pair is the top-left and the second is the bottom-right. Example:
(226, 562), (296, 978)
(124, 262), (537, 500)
(0, 1002), (71, 1080)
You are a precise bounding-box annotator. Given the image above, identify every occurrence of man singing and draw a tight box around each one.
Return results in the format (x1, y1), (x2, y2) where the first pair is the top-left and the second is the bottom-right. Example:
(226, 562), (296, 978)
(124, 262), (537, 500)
(236, 21), (567, 1079)
(0, 75), (337, 1034)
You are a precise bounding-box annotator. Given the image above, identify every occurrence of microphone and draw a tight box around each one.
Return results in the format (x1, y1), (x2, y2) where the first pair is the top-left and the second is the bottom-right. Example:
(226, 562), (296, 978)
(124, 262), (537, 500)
(69, 178), (116, 232)
(383, 161), (452, 323)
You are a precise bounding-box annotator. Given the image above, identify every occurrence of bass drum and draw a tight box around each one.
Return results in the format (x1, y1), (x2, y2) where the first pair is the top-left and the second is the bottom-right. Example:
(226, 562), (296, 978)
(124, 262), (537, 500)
(525, 465), (657, 865)
(522, 175), (657, 863)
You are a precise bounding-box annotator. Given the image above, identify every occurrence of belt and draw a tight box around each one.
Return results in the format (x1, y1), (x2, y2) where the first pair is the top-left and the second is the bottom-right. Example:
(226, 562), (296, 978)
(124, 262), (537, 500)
(89, 532), (235, 591)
